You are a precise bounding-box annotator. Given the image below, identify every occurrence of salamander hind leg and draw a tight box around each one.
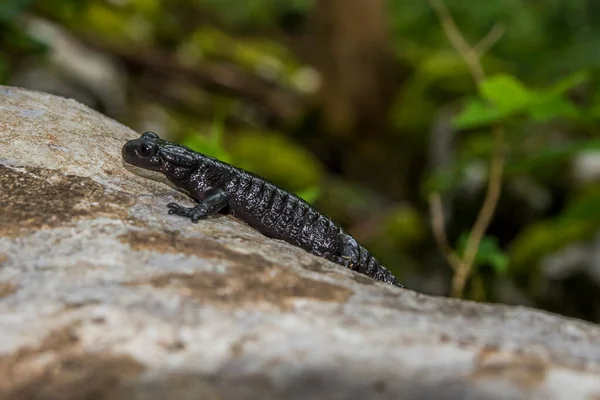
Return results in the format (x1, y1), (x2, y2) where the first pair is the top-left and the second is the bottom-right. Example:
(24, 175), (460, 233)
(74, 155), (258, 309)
(337, 233), (404, 288)
(334, 234), (362, 271)
(327, 254), (360, 271)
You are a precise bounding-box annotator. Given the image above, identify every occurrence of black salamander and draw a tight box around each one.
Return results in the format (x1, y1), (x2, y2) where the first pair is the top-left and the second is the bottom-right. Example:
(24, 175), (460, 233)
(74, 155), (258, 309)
(122, 132), (403, 288)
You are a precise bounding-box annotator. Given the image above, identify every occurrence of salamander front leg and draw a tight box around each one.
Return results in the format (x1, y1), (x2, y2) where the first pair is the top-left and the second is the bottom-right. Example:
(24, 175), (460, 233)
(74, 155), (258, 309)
(167, 187), (228, 223)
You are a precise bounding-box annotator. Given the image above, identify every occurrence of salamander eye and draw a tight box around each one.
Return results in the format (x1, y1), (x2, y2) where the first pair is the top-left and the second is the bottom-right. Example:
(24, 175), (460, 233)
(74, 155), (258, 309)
(139, 142), (157, 157)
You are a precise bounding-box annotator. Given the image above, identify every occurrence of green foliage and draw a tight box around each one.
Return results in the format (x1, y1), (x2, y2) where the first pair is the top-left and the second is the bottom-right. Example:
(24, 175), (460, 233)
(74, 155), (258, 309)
(228, 130), (324, 193)
(383, 205), (426, 250)
(0, 0), (47, 85)
(453, 72), (587, 129)
(34, 0), (87, 22)
(422, 160), (466, 195)
(0, 21), (47, 54)
(196, 0), (312, 29)
(182, 112), (233, 164)
(506, 139), (600, 175)
(509, 184), (600, 271)
(457, 234), (509, 275)
(181, 26), (301, 87)
(425, 70), (594, 197)
(182, 117), (322, 203)
(75, 1), (157, 42)
(560, 185), (600, 222)
(296, 186), (320, 204)
(509, 219), (595, 270)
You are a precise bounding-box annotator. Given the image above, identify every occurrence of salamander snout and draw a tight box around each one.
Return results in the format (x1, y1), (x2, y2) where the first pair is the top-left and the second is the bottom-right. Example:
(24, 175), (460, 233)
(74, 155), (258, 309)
(121, 132), (163, 171)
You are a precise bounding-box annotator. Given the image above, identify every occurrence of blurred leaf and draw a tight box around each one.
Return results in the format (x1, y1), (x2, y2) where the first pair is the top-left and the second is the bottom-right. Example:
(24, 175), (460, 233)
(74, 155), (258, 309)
(527, 96), (580, 122)
(479, 74), (533, 111)
(80, 2), (154, 43)
(423, 166), (461, 195)
(453, 75), (535, 129)
(457, 234), (509, 275)
(131, 0), (161, 16)
(182, 132), (232, 164)
(1, 21), (48, 53)
(383, 205), (426, 249)
(35, 0), (86, 21)
(452, 97), (515, 129)
(420, 51), (469, 81)
(197, 0), (311, 29)
(182, 112), (233, 163)
(453, 72), (588, 129)
(588, 103), (600, 120)
(296, 186), (321, 204)
(527, 71), (589, 121)
(560, 186), (600, 222)
(509, 219), (596, 269)
(228, 130), (323, 193)
(507, 138), (600, 175)
(186, 26), (299, 86)
(546, 70), (589, 97)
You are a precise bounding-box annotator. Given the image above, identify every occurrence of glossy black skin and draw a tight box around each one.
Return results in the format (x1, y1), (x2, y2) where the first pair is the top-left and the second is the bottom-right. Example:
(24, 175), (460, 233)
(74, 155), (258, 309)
(122, 132), (403, 288)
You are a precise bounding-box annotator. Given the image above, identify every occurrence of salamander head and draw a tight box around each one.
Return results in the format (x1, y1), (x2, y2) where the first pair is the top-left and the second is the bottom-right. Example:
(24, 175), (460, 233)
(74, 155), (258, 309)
(122, 131), (199, 178)
(122, 131), (165, 171)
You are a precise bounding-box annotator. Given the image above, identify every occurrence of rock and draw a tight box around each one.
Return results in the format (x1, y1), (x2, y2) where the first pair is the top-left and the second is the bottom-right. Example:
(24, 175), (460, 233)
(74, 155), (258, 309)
(0, 85), (600, 400)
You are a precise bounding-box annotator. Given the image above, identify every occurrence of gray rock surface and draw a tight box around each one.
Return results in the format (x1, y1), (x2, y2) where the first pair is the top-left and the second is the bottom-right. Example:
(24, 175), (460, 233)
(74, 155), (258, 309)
(1, 85), (600, 400)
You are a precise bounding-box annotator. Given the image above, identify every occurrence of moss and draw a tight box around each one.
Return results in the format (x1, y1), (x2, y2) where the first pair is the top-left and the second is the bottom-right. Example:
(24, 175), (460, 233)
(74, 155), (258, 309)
(228, 130), (324, 193)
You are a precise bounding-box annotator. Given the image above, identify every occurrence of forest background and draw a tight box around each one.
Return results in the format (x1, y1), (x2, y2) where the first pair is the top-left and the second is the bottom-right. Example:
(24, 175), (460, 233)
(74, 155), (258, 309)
(3, 0), (600, 323)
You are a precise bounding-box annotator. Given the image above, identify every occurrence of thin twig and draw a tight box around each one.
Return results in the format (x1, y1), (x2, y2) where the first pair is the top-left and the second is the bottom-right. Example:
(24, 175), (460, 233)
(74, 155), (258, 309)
(428, 193), (464, 271)
(428, 0), (485, 83)
(427, 0), (506, 298)
(461, 127), (504, 269)
(474, 24), (505, 56)
(449, 128), (504, 297)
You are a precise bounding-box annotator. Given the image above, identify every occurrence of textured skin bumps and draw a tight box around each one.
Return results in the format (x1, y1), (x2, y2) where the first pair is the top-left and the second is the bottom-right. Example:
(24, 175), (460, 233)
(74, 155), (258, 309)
(122, 132), (402, 288)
